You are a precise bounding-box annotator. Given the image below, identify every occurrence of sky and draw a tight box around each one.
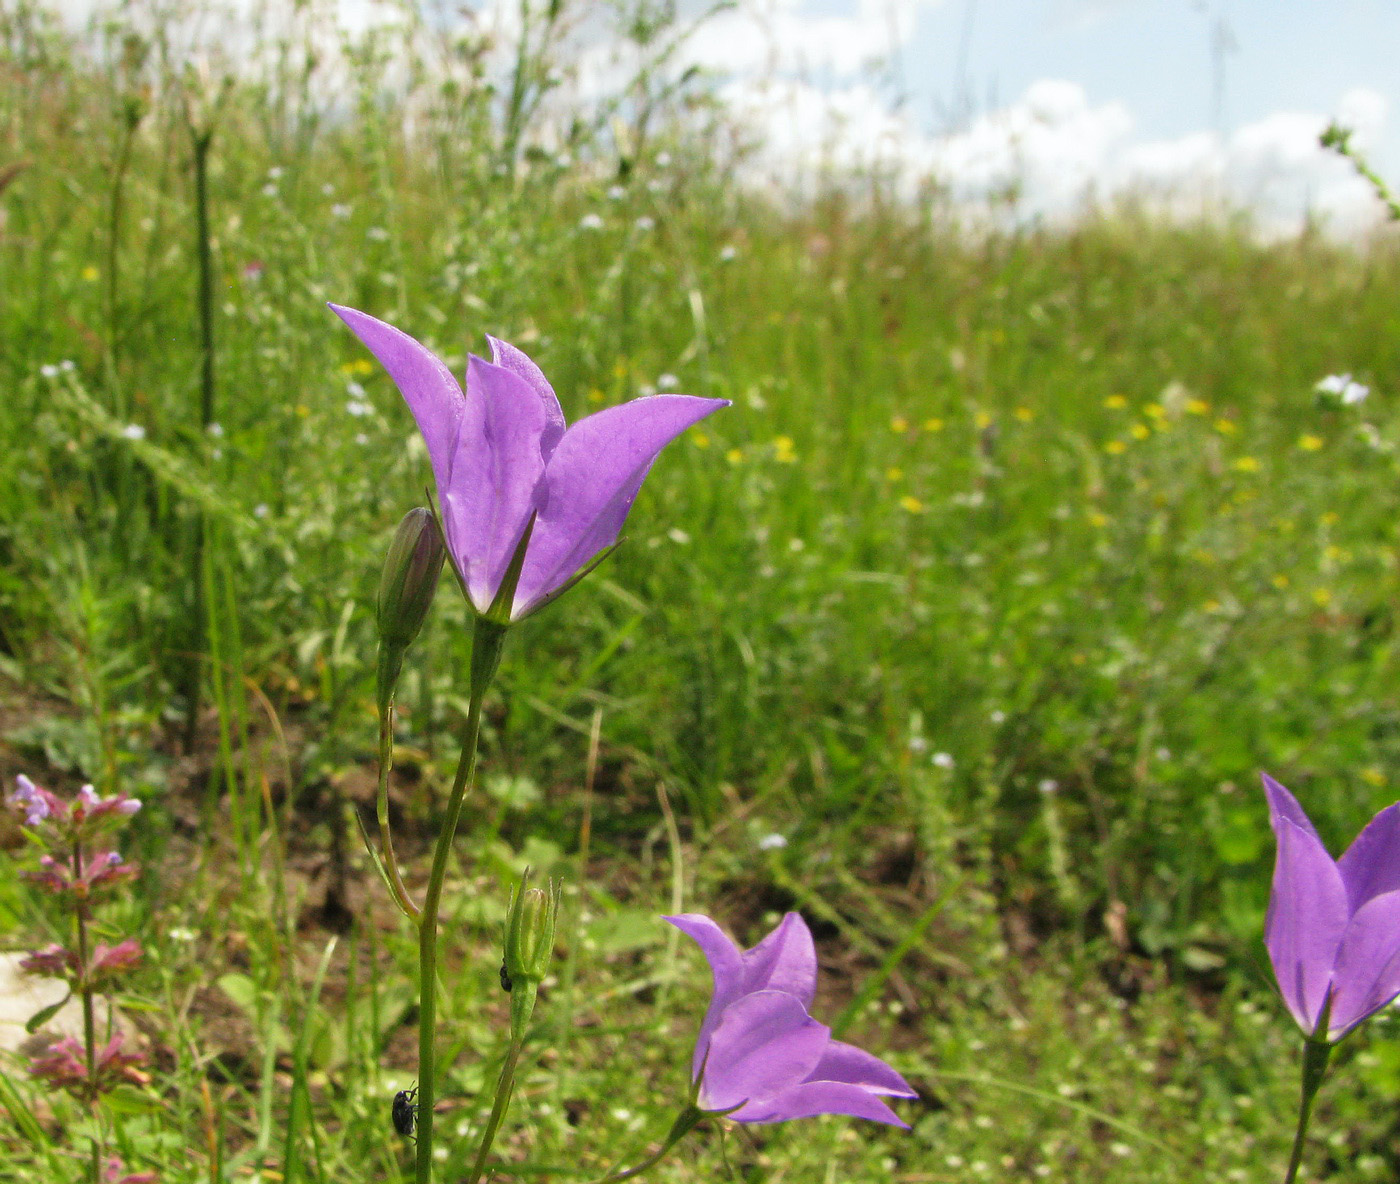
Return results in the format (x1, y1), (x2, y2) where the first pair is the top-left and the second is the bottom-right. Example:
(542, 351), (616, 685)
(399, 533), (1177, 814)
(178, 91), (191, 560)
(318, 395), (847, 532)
(666, 0), (1400, 233)
(46, 0), (1400, 234)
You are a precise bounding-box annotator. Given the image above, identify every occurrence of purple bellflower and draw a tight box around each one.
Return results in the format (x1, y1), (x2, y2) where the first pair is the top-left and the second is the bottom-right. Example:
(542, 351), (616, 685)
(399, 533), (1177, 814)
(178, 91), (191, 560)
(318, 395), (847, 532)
(666, 912), (917, 1126)
(329, 305), (728, 621)
(1264, 772), (1400, 1041)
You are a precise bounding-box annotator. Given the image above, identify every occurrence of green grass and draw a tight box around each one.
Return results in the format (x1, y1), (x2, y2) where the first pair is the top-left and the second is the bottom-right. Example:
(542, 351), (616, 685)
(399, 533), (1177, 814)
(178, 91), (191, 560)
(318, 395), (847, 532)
(3, 1), (1400, 1180)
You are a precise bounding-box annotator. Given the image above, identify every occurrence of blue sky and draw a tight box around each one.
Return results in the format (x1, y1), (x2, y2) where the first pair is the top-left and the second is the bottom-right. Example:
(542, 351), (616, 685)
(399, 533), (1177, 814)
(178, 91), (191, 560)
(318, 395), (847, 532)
(903, 0), (1398, 169)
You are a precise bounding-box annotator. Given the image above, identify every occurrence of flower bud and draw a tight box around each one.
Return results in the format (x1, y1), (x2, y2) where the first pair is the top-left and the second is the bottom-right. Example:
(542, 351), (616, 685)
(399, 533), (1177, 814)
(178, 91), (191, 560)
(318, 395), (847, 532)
(376, 509), (446, 713)
(503, 872), (559, 988)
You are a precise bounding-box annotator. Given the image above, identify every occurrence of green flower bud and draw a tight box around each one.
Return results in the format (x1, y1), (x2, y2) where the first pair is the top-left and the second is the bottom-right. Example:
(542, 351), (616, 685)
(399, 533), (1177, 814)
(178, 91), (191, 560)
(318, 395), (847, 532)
(376, 508), (446, 714)
(503, 871), (560, 988)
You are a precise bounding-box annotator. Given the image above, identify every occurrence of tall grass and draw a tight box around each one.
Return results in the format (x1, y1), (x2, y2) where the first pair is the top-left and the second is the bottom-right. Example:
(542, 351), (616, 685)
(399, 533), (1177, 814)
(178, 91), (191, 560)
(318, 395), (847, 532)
(3, 1), (1400, 1180)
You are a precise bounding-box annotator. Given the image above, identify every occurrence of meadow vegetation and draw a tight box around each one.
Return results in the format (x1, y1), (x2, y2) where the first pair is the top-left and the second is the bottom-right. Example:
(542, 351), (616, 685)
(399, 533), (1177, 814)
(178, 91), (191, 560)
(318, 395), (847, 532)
(3, 1), (1400, 1179)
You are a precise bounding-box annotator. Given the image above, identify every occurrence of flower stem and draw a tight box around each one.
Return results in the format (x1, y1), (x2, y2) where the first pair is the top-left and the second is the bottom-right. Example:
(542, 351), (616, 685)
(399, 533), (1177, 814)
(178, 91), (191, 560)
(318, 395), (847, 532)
(1283, 1036), (1332, 1184)
(463, 994), (531, 1184)
(414, 617), (508, 1184)
(588, 1105), (706, 1183)
(71, 837), (101, 1184)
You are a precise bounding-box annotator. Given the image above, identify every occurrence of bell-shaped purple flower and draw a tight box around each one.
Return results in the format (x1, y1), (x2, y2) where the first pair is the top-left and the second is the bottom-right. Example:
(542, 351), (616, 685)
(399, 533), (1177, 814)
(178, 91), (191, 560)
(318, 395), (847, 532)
(666, 912), (917, 1126)
(1264, 772), (1400, 1041)
(329, 305), (728, 620)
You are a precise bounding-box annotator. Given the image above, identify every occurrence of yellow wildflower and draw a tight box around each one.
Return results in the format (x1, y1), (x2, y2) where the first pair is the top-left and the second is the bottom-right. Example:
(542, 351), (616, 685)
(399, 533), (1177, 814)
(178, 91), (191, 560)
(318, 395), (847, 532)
(773, 436), (797, 463)
(890, 416), (909, 433)
(1232, 456), (1260, 473)
(1185, 399), (1210, 415)
(1130, 423), (1150, 440)
(1104, 440), (1127, 455)
(1214, 418), (1237, 434)
(1313, 588), (1333, 607)
(1014, 407), (1034, 422)
(1298, 434), (1324, 451)
(1103, 395), (1128, 410)
(923, 417), (945, 432)
(899, 495), (924, 513)
(1361, 768), (1386, 788)
(692, 431), (710, 449)
(886, 466), (904, 481)
(1272, 574), (1290, 589)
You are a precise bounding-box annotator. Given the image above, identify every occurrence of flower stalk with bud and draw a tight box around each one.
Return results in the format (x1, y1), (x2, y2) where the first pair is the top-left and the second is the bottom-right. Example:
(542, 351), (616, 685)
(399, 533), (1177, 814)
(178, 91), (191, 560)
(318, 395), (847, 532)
(340, 304), (727, 1183)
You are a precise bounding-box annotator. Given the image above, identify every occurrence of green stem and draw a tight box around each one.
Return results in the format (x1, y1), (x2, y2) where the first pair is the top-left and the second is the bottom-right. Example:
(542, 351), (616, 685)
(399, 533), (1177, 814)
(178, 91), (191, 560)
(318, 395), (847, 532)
(587, 1106), (706, 1184)
(375, 698), (420, 919)
(414, 618), (508, 1184)
(463, 991), (532, 1184)
(1283, 1037), (1333, 1184)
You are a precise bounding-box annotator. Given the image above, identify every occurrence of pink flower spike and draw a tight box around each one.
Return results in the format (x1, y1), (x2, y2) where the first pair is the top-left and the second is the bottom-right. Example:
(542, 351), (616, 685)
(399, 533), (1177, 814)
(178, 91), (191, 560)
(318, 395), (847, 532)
(666, 912), (917, 1126)
(104, 1157), (156, 1184)
(90, 939), (143, 984)
(330, 305), (729, 620)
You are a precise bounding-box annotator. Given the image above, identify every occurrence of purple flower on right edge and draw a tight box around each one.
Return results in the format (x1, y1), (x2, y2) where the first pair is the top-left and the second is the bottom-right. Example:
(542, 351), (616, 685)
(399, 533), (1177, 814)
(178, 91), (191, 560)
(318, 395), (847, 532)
(666, 912), (917, 1125)
(1264, 772), (1400, 1041)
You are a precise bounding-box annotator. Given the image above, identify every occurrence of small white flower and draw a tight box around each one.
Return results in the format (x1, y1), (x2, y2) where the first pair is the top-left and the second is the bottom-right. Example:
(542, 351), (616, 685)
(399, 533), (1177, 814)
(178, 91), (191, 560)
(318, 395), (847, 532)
(647, 178), (666, 193)
(932, 752), (955, 769)
(367, 226), (390, 242)
(61, 360), (75, 372)
(253, 503), (270, 518)
(657, 373), (679, 390)
(167, 926), (196, 943)
(1038, 778), (1059, 794)
(261, 183), (278, 198)
(634, 215), (655, 231)
(321, 183), (335, 196)
(268, 166), (284, 180)
(40, 364), (59, 378)
(346, 400), (372, 417)
(346, 380), (366, 398)
(989, 709), (1007, 724)
(1316, 372), (1369, 404)
(908, 736), (929, 753)
(719, 245), (738, 262)
(331, 203), (352, 219)
(355, 432), (370, 446)
(578, 213), (604, 231)
(121, 424), (146, 441)
(607, 185), (626, 200)
(206, 421), (224, 437)
(655, 151), (672, 168)
(758, 833), (788, 850)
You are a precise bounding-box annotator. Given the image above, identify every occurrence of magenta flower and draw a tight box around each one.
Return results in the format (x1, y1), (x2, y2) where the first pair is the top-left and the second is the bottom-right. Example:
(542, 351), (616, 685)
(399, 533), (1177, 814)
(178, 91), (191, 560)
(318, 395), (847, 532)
(1264, 773), (1400, 1041)
(666, 912), (917, 1126)
(330, 305), (728, 620)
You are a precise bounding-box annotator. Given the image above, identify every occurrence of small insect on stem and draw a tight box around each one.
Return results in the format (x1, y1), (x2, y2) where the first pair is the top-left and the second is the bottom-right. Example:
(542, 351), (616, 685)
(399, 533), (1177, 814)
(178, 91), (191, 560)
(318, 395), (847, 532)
(392, 1086), (419, 1142)
(499, 958), (513, 993)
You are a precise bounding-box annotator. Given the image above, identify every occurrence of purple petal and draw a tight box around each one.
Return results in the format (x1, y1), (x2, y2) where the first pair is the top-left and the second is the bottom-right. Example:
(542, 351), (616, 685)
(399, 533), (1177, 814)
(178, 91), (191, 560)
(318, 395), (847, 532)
(1264, 774), (1349, 1033)
(810, 1040), (917, 1097)
(740, 912), (817, 1007)
(329, 305), (467, 500)
(731, 1080), (910, 1127)
(442, 357), (551, 611)
(1338, 802), (1400, 912)
(699, 991), (829, 1113)
(1326, 889), (1400, 1038)
(487, 337), (566, 457)
(666, 914), (745, 1080)
(512, 394), (728, 618)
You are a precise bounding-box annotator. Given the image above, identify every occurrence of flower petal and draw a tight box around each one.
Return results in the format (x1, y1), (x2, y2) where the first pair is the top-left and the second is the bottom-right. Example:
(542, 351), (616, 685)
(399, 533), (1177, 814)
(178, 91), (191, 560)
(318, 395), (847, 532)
(699, 990), (829, 1114)
(740, 912), (817, 1007)
(512, 394), (728, 617)
(1263, 774), (1350, 1034)
(329, 305), (468, 500)
(1337, 802), (1400, 912)
(1326, 888), (1400, 1038)
(809, 1040), (917, 1097)
(666, 914), (745, 1080)
(443, 356), (551, 610)
(732, 1080), (910, 1127)
(487, 337), (566, 457)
